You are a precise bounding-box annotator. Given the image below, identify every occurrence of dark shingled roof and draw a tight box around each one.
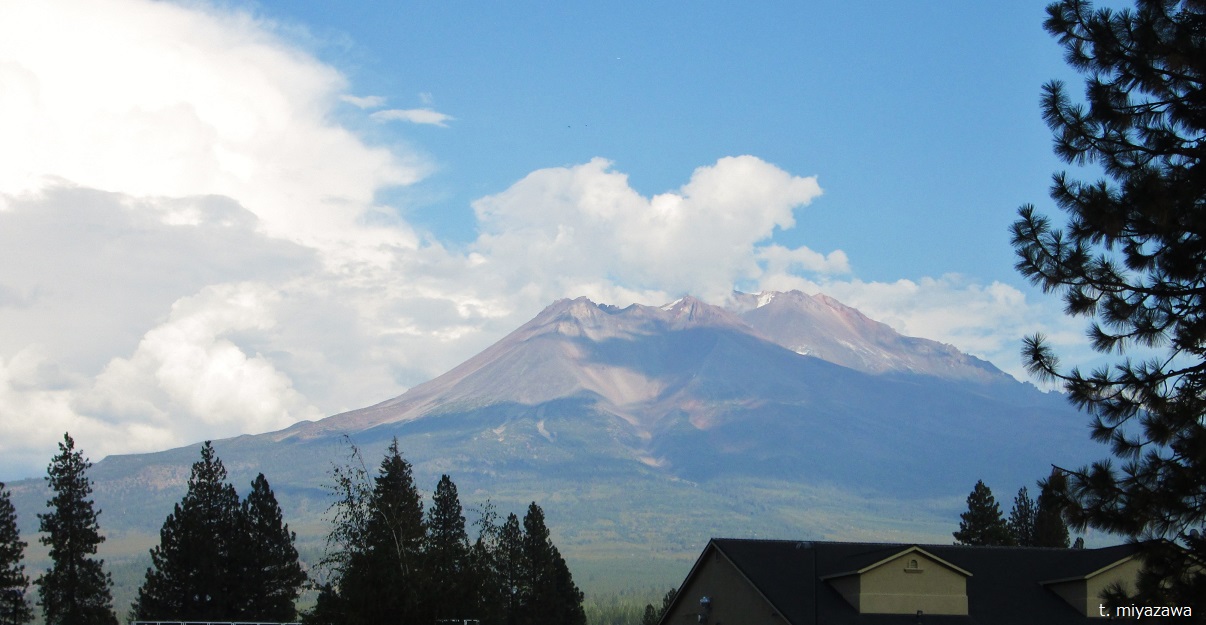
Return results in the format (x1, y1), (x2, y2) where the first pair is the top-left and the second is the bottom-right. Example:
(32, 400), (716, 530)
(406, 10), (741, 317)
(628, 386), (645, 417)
(691, 539), (1144, 625)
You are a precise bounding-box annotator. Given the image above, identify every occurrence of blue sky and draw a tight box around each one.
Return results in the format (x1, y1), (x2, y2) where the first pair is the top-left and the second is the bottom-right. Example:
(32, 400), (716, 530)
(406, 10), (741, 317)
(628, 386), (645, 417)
(0, 0), (1120, 479)
(271, 2), (1067, 282)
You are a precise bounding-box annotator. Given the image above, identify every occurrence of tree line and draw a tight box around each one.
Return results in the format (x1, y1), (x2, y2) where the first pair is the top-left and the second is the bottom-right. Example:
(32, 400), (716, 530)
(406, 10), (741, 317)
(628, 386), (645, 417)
(306, 438), (585, 625)
(0, 433), (586, 625)
(952, 474), (1071, 548)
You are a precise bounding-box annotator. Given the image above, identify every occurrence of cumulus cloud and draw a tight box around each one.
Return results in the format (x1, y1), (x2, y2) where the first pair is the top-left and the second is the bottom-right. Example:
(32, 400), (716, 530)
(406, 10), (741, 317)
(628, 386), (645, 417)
(0, 0), (423, 256)
(470, 156), (828, 302)
(81, 283), (321, 436)
(758, 244), (851, 276)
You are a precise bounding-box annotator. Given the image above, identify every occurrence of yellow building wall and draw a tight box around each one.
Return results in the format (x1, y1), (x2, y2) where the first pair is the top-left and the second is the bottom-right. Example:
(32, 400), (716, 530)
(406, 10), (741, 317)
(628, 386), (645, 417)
(1047, 580), (1088, 616)
(1045, 557), (1143, 618)
(851, 552), (969, 615)
(1085, 557), (1142, 610)
(661, 549), (789, 625)
(1047, 557), (1143, 617)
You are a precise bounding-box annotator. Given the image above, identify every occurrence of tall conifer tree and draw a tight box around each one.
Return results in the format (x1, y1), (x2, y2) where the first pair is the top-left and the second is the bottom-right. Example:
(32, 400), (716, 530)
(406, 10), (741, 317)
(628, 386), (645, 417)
(467, 502), (508, 625)
(1011, 0), (1205, 607)
(519, 503), (585, 625)
(310, 438), (425, 625)
(953, 481), (1014, 546)
(134, 441), (240, 621)
(35, 433), (117, 625)
(1007, 487), (1039, 547)
(425, 475), (473, 622)
(1034, 472), (1072, 549)
(0, 482), (32, 625)
(496, 512), (525, 625)
(136, 446), (305, 622)
(233, 473), (306, 622)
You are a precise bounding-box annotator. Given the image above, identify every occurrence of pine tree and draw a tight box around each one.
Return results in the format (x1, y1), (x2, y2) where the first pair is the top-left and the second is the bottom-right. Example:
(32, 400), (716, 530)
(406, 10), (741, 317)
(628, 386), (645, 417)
(233, 473), (306, 622)
(307, 440), (372, 625)
(642, 588), (676, 625)
(1007, 487), (1039, 547)
(467, 501), (508, 625)
(952, 481), (1014, 546)
(134, 441), (241, 621)
(0, 483), (32, 625)
(519, 503), (585, 625)
(1034, 472), (1072, 549)
(1010, 0), (1205, 608)
(35, 433), (117, 625)
(309, 438), (426, 625)
(496, 512), (525, 625)
(425, 475), (473, 622)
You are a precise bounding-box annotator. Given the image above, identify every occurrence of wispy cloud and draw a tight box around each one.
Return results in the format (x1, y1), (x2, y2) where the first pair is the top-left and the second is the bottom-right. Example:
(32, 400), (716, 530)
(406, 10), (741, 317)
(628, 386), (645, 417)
(340, 94), (386, 109)
(371, 108), (454, 127)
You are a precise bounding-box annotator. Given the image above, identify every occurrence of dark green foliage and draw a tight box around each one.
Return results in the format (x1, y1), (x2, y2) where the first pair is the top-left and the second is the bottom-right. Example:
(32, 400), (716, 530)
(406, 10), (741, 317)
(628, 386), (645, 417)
(309, 438), (426, 625)
(425, 475), (473, 622)
(641, 588), (676, 625)
(953, 481), (1014, 546)
(1011, 0), (1205, 609)
(134, 443), (305, 622)
(307, 441), (585, 625)
(1007, 487), (1038, 547)
(519, 502), (586, 625)
(1034, 472), (1071, 549)
(495, 512), (525, 625)
(466, 502), (508, 625)
(134, 441), (240, 621)
(0, 483), (32, 625)
(35, 433), (117, 625)
(235, 473), (307, 621)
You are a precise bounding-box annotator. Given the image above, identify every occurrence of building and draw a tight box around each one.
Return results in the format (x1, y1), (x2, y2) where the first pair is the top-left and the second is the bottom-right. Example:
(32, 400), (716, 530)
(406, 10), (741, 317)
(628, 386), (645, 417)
(661, 538), (1146, 624)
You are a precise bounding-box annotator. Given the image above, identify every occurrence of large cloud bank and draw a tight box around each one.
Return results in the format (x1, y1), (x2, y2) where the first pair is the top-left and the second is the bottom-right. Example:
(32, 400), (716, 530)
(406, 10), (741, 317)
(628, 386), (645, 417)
(0, 0), (1081, 479)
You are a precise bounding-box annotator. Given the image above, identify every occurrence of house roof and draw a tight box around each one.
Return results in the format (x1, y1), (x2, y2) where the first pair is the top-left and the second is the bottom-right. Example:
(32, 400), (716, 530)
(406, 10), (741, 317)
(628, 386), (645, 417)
(1039, 554), (1139, 585)
(686, 538), (1144, 625)
(820, 545), (974, 580)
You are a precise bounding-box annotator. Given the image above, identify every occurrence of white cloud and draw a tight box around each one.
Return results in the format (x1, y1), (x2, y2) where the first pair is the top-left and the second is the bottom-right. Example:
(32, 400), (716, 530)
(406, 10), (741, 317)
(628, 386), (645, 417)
(340, 94), (386, 109)
(371, 108), (455, 127)
(758, 244), (851, 275)
(0, 0), (424, 256)
(81, 282), (321, 437)
(470, 156), (827, 302)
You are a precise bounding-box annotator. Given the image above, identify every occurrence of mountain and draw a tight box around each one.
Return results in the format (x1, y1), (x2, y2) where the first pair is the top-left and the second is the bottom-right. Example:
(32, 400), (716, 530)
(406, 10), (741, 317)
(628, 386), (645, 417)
(728, 290), (1008, 383)
(270, 291), (1080, 494)
(7, 291), (1103, 598)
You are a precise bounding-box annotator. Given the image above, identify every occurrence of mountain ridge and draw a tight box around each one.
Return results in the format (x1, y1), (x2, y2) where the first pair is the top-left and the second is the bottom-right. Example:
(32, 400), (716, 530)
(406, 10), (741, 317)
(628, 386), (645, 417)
(280, 290), (1020, 443)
